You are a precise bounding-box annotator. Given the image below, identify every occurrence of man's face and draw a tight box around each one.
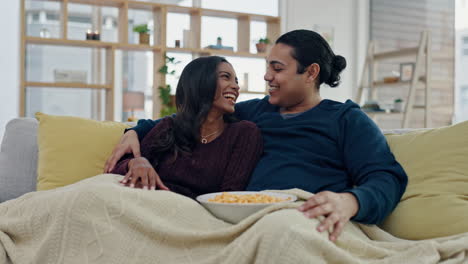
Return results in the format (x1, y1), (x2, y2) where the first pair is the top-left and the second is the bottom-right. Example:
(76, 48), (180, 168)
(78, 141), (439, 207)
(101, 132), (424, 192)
(264, 43), (310, 108)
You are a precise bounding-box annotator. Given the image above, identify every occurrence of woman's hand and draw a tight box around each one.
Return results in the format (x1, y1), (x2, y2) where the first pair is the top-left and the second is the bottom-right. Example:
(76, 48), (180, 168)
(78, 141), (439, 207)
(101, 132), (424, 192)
(104, 130), (141, 173)
(298, 191), (359, 242)
(120, 157), (170, 191)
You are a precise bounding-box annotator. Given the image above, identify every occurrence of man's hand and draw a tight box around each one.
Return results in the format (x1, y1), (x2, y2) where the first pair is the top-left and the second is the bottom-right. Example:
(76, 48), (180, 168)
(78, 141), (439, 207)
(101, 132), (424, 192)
(104, 130), (141, 173)
(120, 157), (170, 191)
(298, 191), (359, 242)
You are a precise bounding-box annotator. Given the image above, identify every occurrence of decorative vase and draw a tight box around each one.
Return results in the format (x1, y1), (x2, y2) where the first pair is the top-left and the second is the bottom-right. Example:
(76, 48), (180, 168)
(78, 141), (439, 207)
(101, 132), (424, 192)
(139, 33), (150, 45)
(240, 72), (249, 91)
(256, 43), (267, 53)
(394, 101), (404, 112)
(183, 29), (193, 48)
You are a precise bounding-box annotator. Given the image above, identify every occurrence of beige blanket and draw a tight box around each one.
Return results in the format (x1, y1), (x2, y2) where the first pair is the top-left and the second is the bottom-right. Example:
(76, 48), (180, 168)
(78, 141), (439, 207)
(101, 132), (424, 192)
(1, 174), (467, 264)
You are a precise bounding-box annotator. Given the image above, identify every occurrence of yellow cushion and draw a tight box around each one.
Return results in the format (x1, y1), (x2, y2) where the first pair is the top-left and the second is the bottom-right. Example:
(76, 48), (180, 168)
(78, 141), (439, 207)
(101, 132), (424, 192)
(35, 112), (129, 191)
(381, 121), (468, 240)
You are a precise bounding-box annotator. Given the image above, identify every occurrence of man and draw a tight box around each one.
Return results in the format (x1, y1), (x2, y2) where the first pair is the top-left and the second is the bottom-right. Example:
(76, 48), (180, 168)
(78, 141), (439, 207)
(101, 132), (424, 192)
(104, 29), (407, 241)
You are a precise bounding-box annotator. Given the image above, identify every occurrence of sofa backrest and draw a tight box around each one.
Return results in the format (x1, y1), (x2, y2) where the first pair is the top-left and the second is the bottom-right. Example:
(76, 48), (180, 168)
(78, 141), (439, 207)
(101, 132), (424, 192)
(0, 118), (137, 203)
(0, 117), (420, 203)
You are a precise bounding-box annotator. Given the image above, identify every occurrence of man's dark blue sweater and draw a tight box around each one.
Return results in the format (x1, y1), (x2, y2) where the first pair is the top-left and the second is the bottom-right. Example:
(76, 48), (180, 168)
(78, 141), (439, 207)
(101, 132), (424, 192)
(129, 97), (408, 224)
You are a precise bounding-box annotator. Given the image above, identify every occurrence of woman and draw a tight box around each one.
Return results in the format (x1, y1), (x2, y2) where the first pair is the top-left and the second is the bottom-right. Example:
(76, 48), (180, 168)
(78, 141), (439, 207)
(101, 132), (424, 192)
(111, 56), (263, 199)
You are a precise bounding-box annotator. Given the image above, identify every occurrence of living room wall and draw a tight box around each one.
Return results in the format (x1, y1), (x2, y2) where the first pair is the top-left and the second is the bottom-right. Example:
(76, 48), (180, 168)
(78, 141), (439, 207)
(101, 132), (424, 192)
(0, 1), (20, 143)
(280, 0), (370, 103)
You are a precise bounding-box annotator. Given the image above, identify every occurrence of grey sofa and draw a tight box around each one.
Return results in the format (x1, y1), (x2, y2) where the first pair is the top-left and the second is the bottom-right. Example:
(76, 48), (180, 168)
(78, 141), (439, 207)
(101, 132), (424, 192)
(0, 118), (416, 203)
(0, 118), (38, 203)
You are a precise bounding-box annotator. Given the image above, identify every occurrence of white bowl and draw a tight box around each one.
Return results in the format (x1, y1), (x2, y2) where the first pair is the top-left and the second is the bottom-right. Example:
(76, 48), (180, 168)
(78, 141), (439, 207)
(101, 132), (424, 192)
(196, 191), (297, 224)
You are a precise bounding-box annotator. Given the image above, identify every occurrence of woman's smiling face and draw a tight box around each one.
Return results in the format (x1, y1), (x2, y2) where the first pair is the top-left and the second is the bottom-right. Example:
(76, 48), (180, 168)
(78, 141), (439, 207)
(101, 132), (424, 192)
(211, 62), (240, 114)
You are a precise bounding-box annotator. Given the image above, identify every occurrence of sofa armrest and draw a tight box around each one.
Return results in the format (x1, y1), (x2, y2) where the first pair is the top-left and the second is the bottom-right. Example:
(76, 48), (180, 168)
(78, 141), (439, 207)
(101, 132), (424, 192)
(0, 118), (38, 203)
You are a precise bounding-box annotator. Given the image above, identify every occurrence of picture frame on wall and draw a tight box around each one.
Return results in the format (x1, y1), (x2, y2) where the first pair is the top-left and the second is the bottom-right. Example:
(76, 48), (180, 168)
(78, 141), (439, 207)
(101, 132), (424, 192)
(400, 62), (415, 82)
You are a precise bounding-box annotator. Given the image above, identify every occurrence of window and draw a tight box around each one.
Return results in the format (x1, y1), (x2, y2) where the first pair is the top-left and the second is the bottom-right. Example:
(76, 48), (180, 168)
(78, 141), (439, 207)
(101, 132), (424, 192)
(166, 13), (191, 48)
(118, 50), (154, 121)
(463, 36), (468, 56)
(250, 21), (267, 54)
(31, 12), (40, 22)
(165, 53), (193, 95)
(25, 87), (106, 120)
(202, 0), (278, 16)
(26, 45), (107, 85)
(461, 86), (468, 100)
(46, 13), (59, 21)
(459, 86), (468, 122)
(67, 3), (119, 42)
(201, 16), (237, 51)
(25, 1), (61, 38)
(138, 0), (192, 7)
(128, 9), (154, 45)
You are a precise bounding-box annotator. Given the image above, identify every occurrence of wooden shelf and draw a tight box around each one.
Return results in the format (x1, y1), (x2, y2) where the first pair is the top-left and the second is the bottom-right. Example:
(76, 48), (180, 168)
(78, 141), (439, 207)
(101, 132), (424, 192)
(165, 47), (199, 53)
(25, 81), (112, 90)
(200, 8), (280, 22)
(69, 0), (124, 7)
(20, 0), (281, 119)
(356, 31), (432, 128)
(119, 43), (161, 51)
(31, 0), (279, 22)
(26, 36), (114, 48)
(166, 5), (200, 14)
(127, 0), (161, 10)
(364, 104), (426, 116)
(165, 47), (266, 58)
(26, 37), (161, 51)
(413, 105), (426, 109)
(201, 48), (266, 58)
(372, 78), (425, 88)
(26, 40), (266, 58)
(373, 47), (419, 60)
(29, 0), (125, 7)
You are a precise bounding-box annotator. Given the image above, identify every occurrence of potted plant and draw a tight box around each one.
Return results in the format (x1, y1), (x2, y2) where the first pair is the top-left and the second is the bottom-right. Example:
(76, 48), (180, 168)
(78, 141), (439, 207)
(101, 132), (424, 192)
(256, 37), (270, 53)
(158, 56), (180, 117)
(133, 24), (150, 45)
(393, 98), (404, 112)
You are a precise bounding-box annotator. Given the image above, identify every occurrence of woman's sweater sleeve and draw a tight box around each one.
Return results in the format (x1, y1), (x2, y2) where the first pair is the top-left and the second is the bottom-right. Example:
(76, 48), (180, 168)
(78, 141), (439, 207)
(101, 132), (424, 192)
(111, 117), (172, 175)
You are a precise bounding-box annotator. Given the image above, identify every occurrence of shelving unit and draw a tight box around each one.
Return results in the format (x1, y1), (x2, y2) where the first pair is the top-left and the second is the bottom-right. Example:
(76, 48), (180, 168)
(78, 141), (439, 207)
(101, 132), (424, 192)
(356, 31), (432, 128)
(20, 0), (280, 120)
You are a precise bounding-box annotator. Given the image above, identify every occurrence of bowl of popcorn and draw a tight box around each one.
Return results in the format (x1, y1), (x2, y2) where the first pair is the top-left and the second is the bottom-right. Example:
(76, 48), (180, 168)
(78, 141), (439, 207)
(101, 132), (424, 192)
(196, 191), (297, 224)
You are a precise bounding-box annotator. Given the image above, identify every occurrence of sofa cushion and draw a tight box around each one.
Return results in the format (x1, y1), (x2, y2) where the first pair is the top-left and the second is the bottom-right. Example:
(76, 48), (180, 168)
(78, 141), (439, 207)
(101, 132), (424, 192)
(381, 121), (468, 240)
(0, 118), (38, 203)
(36, 112), (130, 190)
